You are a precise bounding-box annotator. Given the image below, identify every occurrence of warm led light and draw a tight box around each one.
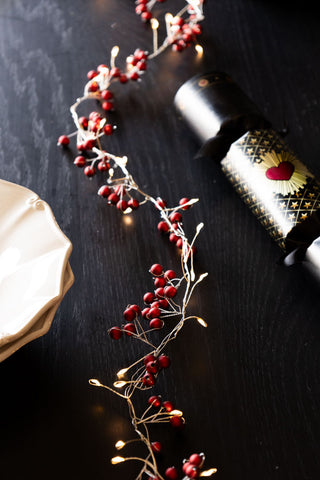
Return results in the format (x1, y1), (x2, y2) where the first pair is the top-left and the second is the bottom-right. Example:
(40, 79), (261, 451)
(198, 272), (208, 281)
(151, 18), (159, 30)
(169, 409), (183, 416)
(109, 168), (114, 178)
(197, 317), (207, 328)
(89, 379), (102, 387)
(111, 456), (125, 465)
(113, 381), (127, 388)
(196, 222), (204, 234)
(111, 45), (119, 57)
(123, 207), (133, 215)
(165, 13), (173, 22)
(117, 368), (129, 379)
(195, 44), (203, 56)
(115, 440), (126, 450)
(200, 468), (218, 477)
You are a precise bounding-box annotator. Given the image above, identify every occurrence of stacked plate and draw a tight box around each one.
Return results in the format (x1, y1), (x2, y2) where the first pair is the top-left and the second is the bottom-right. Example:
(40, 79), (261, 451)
(0, 179), (73, 362)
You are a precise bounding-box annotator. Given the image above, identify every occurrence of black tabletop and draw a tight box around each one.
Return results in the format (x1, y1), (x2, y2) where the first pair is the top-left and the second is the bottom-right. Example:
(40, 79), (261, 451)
(1, 1), (320, 479)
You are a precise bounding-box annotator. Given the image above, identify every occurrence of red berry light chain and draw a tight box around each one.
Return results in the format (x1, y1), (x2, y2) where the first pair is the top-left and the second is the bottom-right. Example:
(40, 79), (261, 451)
(58, 1), (217, 479)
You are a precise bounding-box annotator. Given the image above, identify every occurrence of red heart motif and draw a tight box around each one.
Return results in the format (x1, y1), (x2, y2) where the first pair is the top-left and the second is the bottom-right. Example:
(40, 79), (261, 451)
(266, 161), (294, 181)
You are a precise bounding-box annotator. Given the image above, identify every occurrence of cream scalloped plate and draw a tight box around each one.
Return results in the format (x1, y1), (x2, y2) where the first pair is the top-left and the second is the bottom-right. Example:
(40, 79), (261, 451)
(0, 179), (73, 361)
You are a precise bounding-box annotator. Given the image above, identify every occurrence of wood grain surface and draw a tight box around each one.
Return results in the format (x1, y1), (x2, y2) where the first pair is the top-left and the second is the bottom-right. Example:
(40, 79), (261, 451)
(0, 1), (320, 479)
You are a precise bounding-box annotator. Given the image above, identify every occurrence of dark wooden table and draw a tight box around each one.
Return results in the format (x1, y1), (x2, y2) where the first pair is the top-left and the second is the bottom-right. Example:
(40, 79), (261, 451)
(1, 1), (320, 479)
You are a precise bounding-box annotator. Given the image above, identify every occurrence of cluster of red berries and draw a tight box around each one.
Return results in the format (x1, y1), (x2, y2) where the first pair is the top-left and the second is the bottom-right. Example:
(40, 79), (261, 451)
(135, 0), (166, 23)
(148, 452), (206, 480)
(140, 352), (171, 388)
(170, 15), (202, 52)
(156, 198), (196, 255)
(98, 184), (140, 211)
(108, 263), (178, 340)
(148, 394), (185, 430)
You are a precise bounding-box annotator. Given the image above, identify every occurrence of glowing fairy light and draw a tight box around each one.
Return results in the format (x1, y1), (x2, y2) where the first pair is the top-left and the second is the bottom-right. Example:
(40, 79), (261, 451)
(200, 468), (218, 477)
(115, 440), (126, 450)
(169, 409), (183, 416)
(197, 317), (207, 328)
(113, 381), (127, 389)
(111, 456), (125, 465)
(117, 368), (129, 379)
(195, 44), (204, 56)
(60, 2), (212, 478)
(89, 379), (102, 387)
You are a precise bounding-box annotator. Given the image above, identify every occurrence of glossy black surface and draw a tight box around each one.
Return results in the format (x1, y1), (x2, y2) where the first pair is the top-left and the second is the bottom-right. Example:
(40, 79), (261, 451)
(0, 1), (320, 479)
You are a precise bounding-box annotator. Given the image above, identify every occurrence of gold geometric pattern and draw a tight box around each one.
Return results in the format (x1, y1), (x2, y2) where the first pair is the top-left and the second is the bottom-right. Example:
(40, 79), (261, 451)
(221, 129), (320, 250)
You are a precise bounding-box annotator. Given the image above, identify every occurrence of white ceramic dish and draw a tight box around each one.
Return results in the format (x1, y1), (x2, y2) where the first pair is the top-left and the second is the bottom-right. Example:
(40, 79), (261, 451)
(0, 262), (74, 362)
(0, 179), (73, 353)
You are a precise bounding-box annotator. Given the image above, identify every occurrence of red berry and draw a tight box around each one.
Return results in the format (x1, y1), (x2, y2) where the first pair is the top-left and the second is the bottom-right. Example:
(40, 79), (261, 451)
(98, 185), (112, 198)
(164, 270), (177, 281)
(179, 197), (191, 210)
(119, 74), (128, 83)
(117, 199), (128, 211)
(103, 124), (114, 135)
(141, 10), (152, 21)
(154, 277), (166, 288)
(124, 323), (136, 336)
(134, 49), (148, 60)
(110, 67), (121, 78)
(137, 60), (147, 71)
(108, 193), (120, 204)
(142, 307), (150, 318)
(83, 139), (95, 150)
(136, 3), (147, 13)
(144, 354), (157, 365)
(89, 111), (101, 121)
(176, 238), (183, 249)
(151, 441), (162, 454)
(131, 304), (141, 315)
(155, 288), (164, 298)
(142, 372), (156, 387)
(144, 292), (155, 304)
(192, 24), (202, 35)
(158, 298), (169, 309)
(169, 233), (179, 243)
(183, 462), (190, 475)
(97, 160), (110, 171)
(130, 71), (139, 81)
(146, 360), (159, 374)
(88, 81), (99, 92)
(74, 155), (86, 168)
(58, 135), (69, 146)
(108, 326), (122, 340)
(162, 400), (174, 412)
(149, 318), (164, 330)
(123, 308), (136, 322)
(97, 63), (108, 72)
(84, 165), (96, 177)
(164, 286), (177, 298)
(158, 221), (170, 233)
(158, 354), (171, 369)
(156, 197), (166, 209)
(165, 467), (179, 480)
(150, 301), (160, 308)
(79, 116), (89, 129)
(189, 454), (203, 467)
(169, 212), (182, 223)
(150, 264), (163, 276)
(148, 307), (161, 319)
(188, 467), (200, 479)
(148, 395), (162, 408)
(170, 415), (185, 429)
(87, 70), (97, 80)
(102, 101), (113, 111)
(128, 198), (140, 210)
(114, 185), (126, 195)
(101, 90), (113, 100)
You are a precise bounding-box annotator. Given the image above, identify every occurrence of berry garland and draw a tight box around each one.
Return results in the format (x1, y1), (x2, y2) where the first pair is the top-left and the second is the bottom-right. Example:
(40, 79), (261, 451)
(58, 1), (217, 479)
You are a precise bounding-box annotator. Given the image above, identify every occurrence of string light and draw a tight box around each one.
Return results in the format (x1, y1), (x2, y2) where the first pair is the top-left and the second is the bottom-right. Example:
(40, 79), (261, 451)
(58, 1), (216, 478)
(200, 468), (218, 477)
